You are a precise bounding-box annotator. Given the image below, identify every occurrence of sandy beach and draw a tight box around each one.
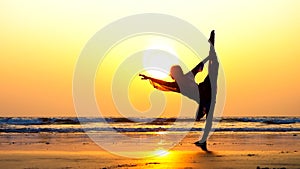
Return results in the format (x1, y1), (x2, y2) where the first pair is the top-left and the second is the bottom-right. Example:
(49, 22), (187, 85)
(0, 132), (299, 169)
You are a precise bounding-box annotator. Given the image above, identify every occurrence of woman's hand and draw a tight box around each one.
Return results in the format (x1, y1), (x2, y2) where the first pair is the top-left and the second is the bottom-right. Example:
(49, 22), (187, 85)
(139, 74), (150, 80)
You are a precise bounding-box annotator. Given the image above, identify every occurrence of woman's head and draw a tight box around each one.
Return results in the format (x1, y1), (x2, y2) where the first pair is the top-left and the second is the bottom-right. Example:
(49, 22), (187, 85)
(170, 65), (183, 79)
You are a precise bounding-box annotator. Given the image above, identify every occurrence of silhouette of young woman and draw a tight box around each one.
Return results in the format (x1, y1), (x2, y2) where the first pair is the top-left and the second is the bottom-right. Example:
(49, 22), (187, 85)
(140, 30), (219, 150)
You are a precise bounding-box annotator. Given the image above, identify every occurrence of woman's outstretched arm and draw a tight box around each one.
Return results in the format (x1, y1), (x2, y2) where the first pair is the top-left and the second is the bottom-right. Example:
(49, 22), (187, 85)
(139, 74), (180, 92)
(190, 30), (215, 77)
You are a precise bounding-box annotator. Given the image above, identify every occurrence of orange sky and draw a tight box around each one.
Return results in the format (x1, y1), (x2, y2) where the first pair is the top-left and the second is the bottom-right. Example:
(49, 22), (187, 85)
(0, 0), (299, 117)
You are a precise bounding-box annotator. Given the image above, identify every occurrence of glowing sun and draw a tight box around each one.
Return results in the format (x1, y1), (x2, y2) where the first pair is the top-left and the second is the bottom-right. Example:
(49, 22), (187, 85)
(143, 40), (179, 79)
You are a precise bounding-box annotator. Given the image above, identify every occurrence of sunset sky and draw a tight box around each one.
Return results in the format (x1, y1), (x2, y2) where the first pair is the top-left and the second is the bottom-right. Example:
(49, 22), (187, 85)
(0, 0), (299, 117)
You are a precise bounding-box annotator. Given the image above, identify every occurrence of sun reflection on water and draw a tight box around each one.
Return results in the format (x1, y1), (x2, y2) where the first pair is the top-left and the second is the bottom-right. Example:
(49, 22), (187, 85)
(153, 149), (170, 157)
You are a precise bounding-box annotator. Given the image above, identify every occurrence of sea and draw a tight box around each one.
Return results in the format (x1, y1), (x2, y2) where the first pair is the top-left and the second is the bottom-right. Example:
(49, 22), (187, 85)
(0, 117), (299, 133)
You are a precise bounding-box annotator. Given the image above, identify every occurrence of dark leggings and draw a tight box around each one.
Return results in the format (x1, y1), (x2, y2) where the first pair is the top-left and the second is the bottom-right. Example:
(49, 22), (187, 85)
(195, 76), (211, 121)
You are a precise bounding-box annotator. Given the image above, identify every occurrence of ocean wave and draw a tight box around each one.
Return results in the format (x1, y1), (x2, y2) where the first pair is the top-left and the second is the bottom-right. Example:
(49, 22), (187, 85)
(0, 117), (299, 133)
(0, 117), (299, 125)
(0, 127), (299, 133)
(0, 117), (201, 125)
(221, 117), (300, 124)
(0, 117), (81, 125)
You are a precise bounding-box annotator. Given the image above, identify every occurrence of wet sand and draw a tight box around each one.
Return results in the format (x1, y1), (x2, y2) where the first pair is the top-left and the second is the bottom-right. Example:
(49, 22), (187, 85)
(0, 132), (299, 169)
